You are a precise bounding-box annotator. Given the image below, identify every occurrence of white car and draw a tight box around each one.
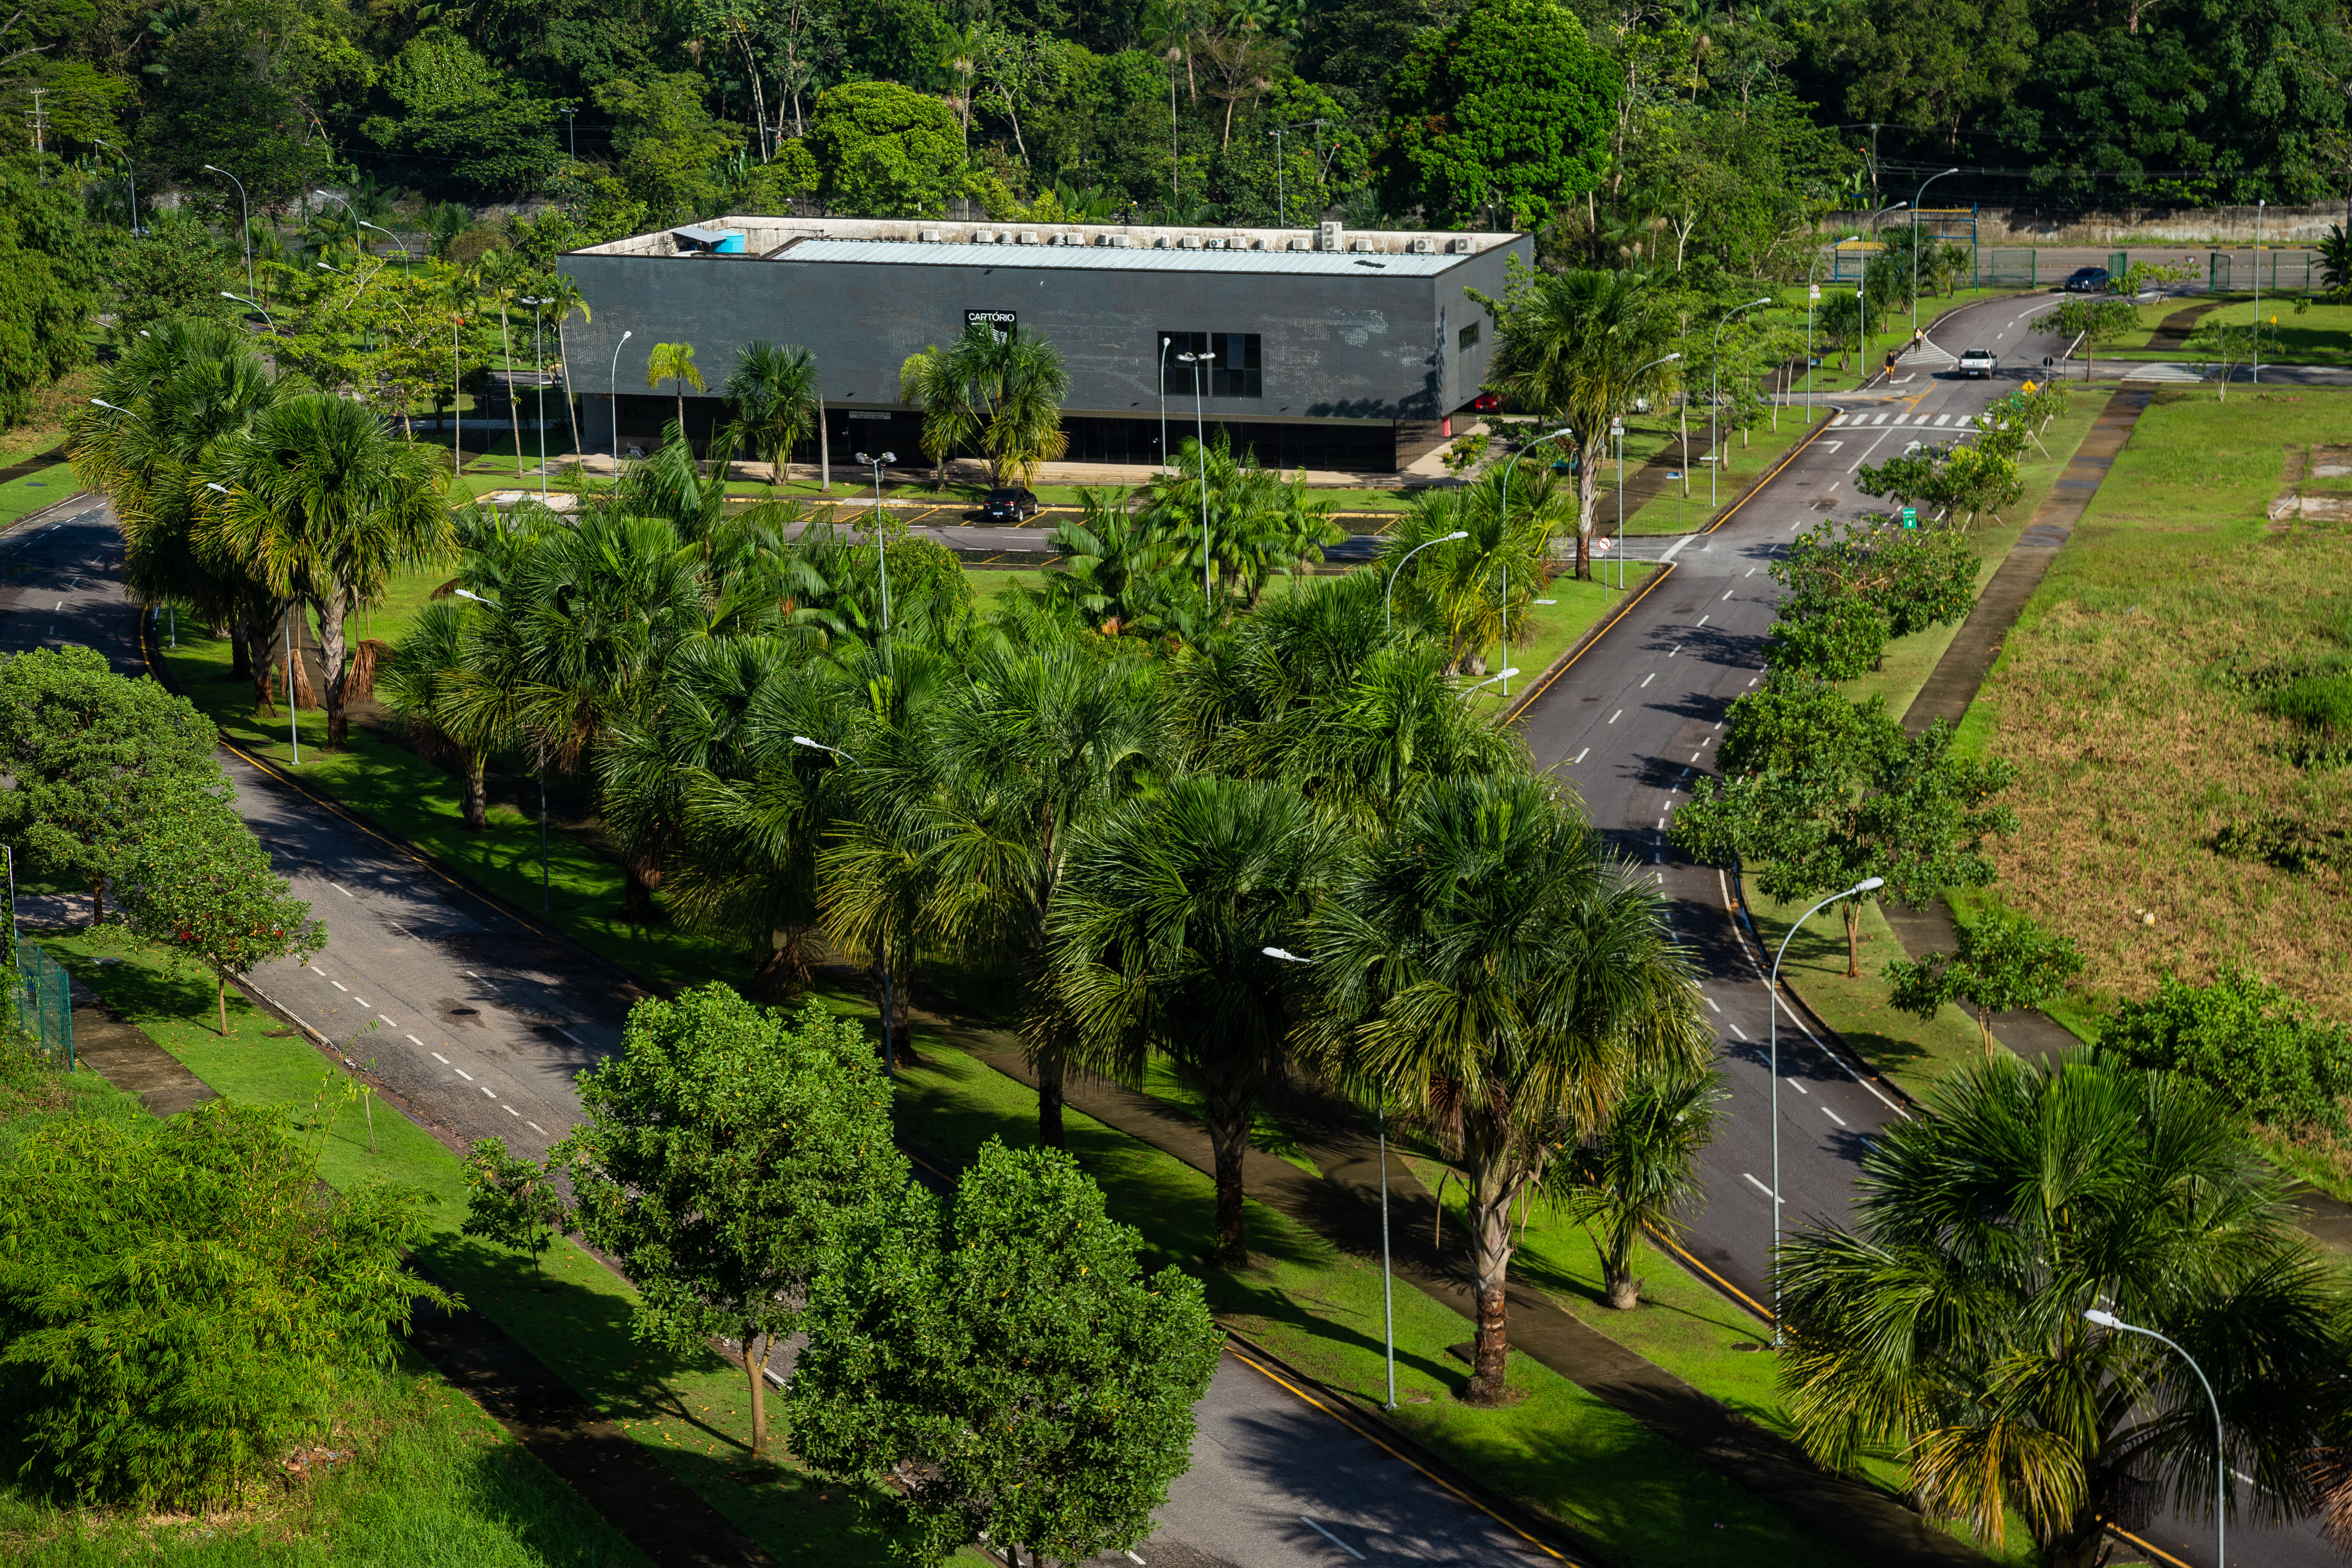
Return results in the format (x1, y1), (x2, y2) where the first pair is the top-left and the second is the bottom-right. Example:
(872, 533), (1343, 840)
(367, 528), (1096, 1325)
(1958, 348), (1998, 378)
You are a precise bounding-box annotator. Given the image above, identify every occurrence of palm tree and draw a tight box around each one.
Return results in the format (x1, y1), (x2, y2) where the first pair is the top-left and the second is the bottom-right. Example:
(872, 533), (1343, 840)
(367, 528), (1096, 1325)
(376, 597), (509, 828)
(720, 341), (819, 483)
(1302, 774), (1709, 1402)
(1379, 471), (1562, 673)
(646, 341), (705, 453)
(1139, 434), (1334, 610)
(531, 270), (592, 459)
(1548, 1062), (1721, 1310)
(475, 247), (534, 478)
(1038, 487), (1185, 637)
(1052, 775), (1332, 1264)
(1776, 1050), (2350, 1568)
(1485, 268), (1678, 579)
(202, 395), (453, 748)
(919, 322), (1069, 489)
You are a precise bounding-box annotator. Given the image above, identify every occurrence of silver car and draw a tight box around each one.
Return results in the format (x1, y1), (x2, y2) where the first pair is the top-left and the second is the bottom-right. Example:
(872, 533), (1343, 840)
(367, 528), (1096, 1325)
(1958, 348), (1998, 378)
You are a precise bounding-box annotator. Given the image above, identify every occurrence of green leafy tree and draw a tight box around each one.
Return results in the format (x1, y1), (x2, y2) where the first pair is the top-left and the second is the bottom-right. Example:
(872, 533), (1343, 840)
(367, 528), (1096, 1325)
(2028, 296), (2141, 381)
(0, 646), (224, 921)
(1304, 774), (1710, 1402)
(203, 393), (453, 749)
(1777, 1051), (2350, 1568)
(1551, 1062), (1722, 1310)
(594, 72), (740, 226)
(1775, 515), (1980, 637)
(460, 1138), (571, 1289)
(1377, 471), (1560, 668)
(2100, 969), (2352, 1136)
(107, 208), (238, 340)
(919, 321), (1070, 488)
(1823, 0), (2035, 150)
(1887, 909), (2085, 1055)
(1051, 775), (1331, 1264)
(361, 32), (563, 200)
(0, 1099), (449, 1509)
(1377, 0), (1619, 226)
(1139, 432), (1342, 611)
(1672, 689), (2018, 977)
(558, 987), (907, 1460)
(2185, 313), (2282, 402)
(1764, 591), (1893, 680)
(119, 791), (326, 1035)
(0, 153), (108, 428)
(783, 1139), (1222, 1566)
(803, 80), (969, 218)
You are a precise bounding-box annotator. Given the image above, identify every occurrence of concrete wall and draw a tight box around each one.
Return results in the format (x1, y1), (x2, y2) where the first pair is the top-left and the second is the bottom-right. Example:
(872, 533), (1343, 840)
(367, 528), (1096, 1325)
(559, 237), (1528, 467)
(1827, 205), (2351, 245)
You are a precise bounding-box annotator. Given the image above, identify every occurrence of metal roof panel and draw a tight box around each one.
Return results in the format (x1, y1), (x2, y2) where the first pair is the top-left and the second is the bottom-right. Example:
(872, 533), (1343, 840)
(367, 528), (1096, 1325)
(772, 238), (1467, 277)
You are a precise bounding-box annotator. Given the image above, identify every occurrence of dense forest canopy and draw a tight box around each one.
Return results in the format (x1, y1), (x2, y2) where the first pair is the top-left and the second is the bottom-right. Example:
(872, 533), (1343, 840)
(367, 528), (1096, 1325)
(2, 0), (2345, 251)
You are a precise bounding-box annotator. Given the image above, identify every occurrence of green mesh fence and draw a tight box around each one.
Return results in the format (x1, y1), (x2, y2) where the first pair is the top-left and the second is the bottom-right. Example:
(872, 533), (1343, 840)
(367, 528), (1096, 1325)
(15, 943), (74, 1069)
(1977, 249), (2038, 287)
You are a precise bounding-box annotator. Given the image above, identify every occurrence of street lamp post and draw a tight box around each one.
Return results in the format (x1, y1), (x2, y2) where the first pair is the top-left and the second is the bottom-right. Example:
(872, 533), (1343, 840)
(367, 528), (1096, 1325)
(361, 219), (408, 276)
(453, 588), (551, 913)
(1767, 875), (1883, 1344)
(1496, 427), (1571, 689)
(609, 330), (634, 475)
(1710, 299), (1772, 509)
(522, 297), (550, 500)
(314, 188), (363, 258)
(795, 735), (897, 1072)
(1158, 335), (1173, 476)
(2084, 1309), (2226, 1568)
(2252, 199), (2265, 386)
(1177, 349), (1216, 606)
(855, 452), (897, 631)
(1805, 239), (1855, 424)
(89, 397), (142, 425)
(1617, 352), (1682, 587)
(202, 165), (256, 301)
(92, 138), (138, 233)
(1909, 169), (1960, 339)
(1383, 530), (1470, 633)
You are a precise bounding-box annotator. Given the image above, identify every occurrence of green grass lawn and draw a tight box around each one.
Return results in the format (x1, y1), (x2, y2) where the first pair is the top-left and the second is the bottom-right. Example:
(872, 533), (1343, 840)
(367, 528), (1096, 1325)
(38, 930), (976, 1568)
(0, 1035), (654, 1568)
(2103, 296), (2352, 364)
(1461, 573), (1629, 720)
(0, 462), (83, 529)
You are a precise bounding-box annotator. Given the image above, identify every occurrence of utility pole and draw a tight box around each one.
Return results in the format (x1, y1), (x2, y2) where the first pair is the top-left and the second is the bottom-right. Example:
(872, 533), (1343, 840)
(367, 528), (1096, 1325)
(27, 88), (46, 155)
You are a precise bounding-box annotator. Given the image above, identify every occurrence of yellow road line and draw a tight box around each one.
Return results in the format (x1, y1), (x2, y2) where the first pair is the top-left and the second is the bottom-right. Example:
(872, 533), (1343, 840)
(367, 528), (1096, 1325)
(1508, 560), (1678, 713)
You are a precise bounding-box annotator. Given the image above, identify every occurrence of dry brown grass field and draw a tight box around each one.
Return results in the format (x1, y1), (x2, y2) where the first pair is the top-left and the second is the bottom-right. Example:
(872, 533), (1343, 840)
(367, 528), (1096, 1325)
(1966, 387), (2352, 1033)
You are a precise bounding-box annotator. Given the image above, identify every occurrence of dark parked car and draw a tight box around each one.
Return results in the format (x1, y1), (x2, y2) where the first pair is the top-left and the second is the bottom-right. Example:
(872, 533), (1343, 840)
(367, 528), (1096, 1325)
(2063, 266), (2111, 293)
(979, 486), (1041, 522)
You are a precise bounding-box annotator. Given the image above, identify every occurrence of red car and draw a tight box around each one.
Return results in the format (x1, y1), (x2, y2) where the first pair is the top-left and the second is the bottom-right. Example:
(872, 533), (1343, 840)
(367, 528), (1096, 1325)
(1470, 392), (1502, 413)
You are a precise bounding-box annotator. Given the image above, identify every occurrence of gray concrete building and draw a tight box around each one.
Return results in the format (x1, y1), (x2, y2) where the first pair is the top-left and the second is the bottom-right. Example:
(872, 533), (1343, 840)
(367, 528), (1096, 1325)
(559, 216), (1530, 474)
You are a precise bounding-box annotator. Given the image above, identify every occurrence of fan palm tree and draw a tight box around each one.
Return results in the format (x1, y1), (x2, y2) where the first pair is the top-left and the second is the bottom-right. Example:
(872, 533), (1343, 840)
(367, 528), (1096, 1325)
(1139, 434), (1331, 610)
(1379, 472), (1563, 674)
(720, 341), (820, 483)
(1038, 487), (1184, 637)
(475, 247), (535, 478)
(531, 270), (592, 457)
(1485, 268), (1678, 578)
(1052, 775), (1332, 1264)
(202, 395), (453, 748)
(1776, 1050), (2352, 1568)
(375, 597), (509, 828)
(1302, 774), (1709, 1402)
(1547, 1061), (1722, 1310)
(919, 322), (1069, 489)
(646, 341), (706, 452)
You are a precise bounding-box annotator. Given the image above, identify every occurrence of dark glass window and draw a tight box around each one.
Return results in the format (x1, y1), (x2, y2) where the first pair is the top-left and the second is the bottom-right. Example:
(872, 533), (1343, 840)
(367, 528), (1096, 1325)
(1458, 322), (1480, 350)
(1159, 331), (1262, 398)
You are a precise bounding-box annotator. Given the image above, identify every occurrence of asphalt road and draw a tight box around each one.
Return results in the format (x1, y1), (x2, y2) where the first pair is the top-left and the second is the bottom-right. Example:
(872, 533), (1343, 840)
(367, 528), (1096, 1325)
(1511, 287), (2333, 1568)
(12, 497), (1558, 1568)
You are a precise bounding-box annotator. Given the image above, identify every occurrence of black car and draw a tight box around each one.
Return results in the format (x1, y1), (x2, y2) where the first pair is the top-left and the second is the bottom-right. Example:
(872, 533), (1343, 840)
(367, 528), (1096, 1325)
(979, 486), (1041, 522)
(2062, 266), (2111, 293)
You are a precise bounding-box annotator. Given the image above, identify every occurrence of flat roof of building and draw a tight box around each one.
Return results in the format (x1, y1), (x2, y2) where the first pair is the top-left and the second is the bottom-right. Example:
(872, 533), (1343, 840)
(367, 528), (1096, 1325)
(569, 216), (1520, 274)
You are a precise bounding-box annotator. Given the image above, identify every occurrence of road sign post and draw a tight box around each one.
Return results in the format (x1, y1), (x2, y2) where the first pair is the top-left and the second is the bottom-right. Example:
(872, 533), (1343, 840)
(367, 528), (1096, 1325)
(1901, 505), (1917, 528)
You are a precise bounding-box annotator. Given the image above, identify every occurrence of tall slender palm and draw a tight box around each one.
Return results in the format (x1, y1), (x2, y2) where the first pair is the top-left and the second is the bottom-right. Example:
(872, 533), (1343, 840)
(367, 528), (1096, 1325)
(1778, 1050), (2350, 1568)
(1302, 774), (1709, 1402)
(646, 341), (705, 451)
(531, 270), (592, 456)
(1052, 776), (1332, 1264)
(476, 248), (535, 478)
(919, 322), (1069, 488)
(720, 341), (820, 483)
(1485, 268), (1678, 579)
(202, 395), (453, 748)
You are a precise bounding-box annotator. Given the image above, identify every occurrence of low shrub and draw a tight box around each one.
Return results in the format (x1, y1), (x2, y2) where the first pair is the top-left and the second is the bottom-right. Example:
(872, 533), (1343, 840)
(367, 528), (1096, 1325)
(2100, 969), (2352, 1135)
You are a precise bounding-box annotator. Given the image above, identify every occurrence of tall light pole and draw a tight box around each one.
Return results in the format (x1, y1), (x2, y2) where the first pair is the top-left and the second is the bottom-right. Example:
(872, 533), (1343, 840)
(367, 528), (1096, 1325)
(1767, 875), (1883, 1343)
(1177, 349), (1216, 606)
(1909, 169), (1960, 338)
(1158, 335), (1173, 476)
(220, 291), (276, 334)
(89, 397), (143, 425)
(314, 188), (363, 258)
(453, 588), (551, 912)
(1269, 128), (1286, 227)
(214, 481), (300, 764)
(203, 164), (255, 301)
(794, 735), (898, 1071)
(1710, 298), (1772, 509)
(1497, 427), (1571, 686)
(92, 138), (138, 233)
(2083, 1309), (2225, 1568)
(361, 218), (408, 276)
(1862, 202), (1908, 383)
(1615, 352), (1681, 587)
(1806, 239), (1855, 423)
(855, 451), (897, 632)
(522, 297), (550, 499)
(2252, 199), (2265, 386)
(1383, 530), (1469, 632)
(609, 329), (634, 476)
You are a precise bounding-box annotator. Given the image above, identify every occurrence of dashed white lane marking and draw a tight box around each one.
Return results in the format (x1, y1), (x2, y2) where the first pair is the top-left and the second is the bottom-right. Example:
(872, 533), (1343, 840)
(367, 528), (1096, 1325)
(503, 1104), (519, 1116)
(377, 1013), (397, 1028)
(527, 1121), (545, 1134)
(1746, 675), (1759, 686)
(1746, 567), (1758, 576)
(1656, 816), (1665, 829)
(329, 882), (354, 898)
(454, 1068), (474, 1081)
(1791, 1079), (1809, 1095)
(1721, 588), (1735, 600)
(1608, 709), (1623, 723)
(1727, 1021), (1748, 1040)
(1299, 1519), (1365, 1562)
(555, 1026), (585, 1047)
(481, 1086), (497, 1099)
(1743, 1173), (1782, 1202)
(406, 1034), (424, 1046)
(1640, 672), (1655, 687)
(1571, 747), (1589, 763)
(331, 981), (349, 992)
(309, 965), (326, 976)
(1669, 643), (1681, 656)
(355, 997), (371, 1008)
(1697, 615), (1710, 626)
(1128, 1554), (1148, 1567)
(1690, 751), (1703, 763)
(1705, 995), (1721, 1013)
(1823, 1106), (1848, 1126)
(431, 1052), (450, 1065)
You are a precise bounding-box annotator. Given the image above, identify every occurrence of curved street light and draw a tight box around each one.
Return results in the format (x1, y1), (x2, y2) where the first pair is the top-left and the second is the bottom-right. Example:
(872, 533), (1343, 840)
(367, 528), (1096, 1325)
(2084, 1309), (2226, 1568)
(1805, 239), (1856, 425)
(202, 164), (255, 300)
(854, 452), (898, 632)
(1767, 874), (1883, 1343)
(314, 188), (363, 258)
(1494, 427), (1572, 695)
(1612, 353), (1682, 589)
(1909, 169), (1961, 339)
(1861, 202), (1909, 385)
(609, 330), (635, 475)
(1383, 530), (1470, 633)
(220, 291), (276, 334)
(89, 397), (143, 425)
(1710, 299), (1773, 508)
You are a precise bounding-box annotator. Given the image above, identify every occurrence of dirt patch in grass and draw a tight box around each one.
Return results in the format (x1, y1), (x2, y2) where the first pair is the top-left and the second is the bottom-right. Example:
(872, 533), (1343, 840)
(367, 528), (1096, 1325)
(1973, 387), (2352, 1028)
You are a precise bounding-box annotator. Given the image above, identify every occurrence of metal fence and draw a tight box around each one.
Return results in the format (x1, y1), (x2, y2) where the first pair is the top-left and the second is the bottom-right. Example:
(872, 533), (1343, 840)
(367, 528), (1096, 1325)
(15, 943), (74, 1069)
(1977, 249), (2038, 287)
